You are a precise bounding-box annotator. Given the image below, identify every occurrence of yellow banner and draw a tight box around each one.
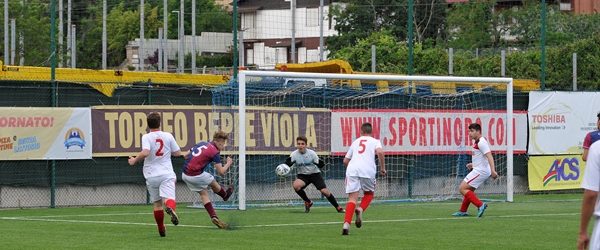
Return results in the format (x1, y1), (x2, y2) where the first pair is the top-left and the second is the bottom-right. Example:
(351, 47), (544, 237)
(0, 108), (92, 160)
(528, 155), (586, 191)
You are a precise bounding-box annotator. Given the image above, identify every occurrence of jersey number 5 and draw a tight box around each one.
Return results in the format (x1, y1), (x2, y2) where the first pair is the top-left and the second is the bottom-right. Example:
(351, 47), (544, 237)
(192, 145), (209, 157)
(358, 139), (367, 154)
(155, 139), (164, 156)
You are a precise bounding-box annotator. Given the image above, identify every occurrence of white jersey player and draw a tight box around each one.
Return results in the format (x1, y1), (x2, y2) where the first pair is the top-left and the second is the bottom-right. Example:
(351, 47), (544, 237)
(579, 141), (600, 250)
(452, 123), (498, 218)
(128, 112), (185, 237)
(341, 122), (386, 236)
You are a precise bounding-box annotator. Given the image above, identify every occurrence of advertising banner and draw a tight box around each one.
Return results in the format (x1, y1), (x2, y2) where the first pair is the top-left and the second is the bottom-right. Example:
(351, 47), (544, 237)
(92, 106), (330, 156)
(528, 91), (600, 155)
(528, 155), (585, 191)
(0, 107), (92, 160)
(330, 109), (527, 155)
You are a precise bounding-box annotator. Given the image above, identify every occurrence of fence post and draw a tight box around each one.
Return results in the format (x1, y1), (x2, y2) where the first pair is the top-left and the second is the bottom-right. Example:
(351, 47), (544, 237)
(501, 50), (506, 77)
(449, 48), (454, 76)
(146, 80), (152, 204)
(371, 45), (376, 73)
(573, 53), (577, 91)
(50, 0), (58, 208)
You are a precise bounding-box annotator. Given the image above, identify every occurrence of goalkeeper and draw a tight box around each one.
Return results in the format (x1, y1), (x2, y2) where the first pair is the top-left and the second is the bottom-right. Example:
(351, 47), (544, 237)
(284, 136), (344, 213)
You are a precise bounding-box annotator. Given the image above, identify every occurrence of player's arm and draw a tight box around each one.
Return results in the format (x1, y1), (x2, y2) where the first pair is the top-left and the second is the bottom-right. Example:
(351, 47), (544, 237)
(214, 156), (233, 176)
(343, 146), (353, 167)
(311, 151), (325, 168)
(128, 135), (150, 165)
(583, 133), (591, 161)
(128, 149), (150, 166)
(376, 147), (386, 176)
(579, 189), (597, 250)
(343, 157), (350, 167)
(285, 156), (295, 167)
(485, 152), (497, 179)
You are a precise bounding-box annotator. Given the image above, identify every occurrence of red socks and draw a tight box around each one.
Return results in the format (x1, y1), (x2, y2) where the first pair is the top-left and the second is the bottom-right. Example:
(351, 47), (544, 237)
(165, 199), (177, 210)
(216, 186), (227, 199)
(153, 209), (165, 230)
(204, 202), (218, 218)
(360, 192), (374, 212)
(464, 190), (483, 208)
(344, 202), (356, 224)
(460, 195), (470, 212)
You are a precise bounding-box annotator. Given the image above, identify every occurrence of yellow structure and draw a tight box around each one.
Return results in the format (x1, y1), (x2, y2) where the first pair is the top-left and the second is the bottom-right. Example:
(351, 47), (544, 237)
(0, 61), (230, 97)
(275, 60), (540, 93)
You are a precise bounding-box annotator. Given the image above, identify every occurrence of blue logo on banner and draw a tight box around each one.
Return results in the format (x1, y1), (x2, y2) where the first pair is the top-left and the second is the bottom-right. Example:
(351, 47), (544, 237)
(64, 128), (86, 149)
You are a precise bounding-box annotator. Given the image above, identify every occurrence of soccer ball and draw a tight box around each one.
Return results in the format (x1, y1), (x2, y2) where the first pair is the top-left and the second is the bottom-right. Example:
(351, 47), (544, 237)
(275, 164), (290, 176)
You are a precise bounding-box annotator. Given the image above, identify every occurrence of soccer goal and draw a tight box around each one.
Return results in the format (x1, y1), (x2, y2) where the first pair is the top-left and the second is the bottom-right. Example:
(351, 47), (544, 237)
(211, 71), (516, 210)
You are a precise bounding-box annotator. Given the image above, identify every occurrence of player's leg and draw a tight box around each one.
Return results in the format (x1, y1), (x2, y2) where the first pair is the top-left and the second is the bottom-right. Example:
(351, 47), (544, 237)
(159, 176), (179, 225)
(147, 178), (166, 237)
(199, 190), (227, 229)
(354, 177), (376, 229)
(152, 200), (166, 237)
(293, 175), (312, 212)
(315, 174), (343, 213)
(358, 177), (376, 213)
(452, 181), (474, 217)
(590, 219), (600, 250)
(208, 177), (233, 201)
(342, 176), (361, 235)
(455, 171), (488, 217)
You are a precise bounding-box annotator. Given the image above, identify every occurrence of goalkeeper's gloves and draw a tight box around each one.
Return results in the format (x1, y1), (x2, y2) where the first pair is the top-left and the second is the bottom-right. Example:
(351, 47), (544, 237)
(285, 157), (294, 167)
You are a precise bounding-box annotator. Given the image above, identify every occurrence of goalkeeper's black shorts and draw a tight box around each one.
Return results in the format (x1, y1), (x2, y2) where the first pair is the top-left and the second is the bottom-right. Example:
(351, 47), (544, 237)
(297, 173), (327, 190)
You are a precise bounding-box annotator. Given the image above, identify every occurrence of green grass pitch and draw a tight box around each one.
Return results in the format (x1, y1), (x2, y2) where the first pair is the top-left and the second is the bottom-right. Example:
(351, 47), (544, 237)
(0, 194), (583, 249)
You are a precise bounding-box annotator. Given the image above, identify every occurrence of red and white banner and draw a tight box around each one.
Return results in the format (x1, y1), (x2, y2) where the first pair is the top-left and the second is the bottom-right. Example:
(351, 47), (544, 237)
(331, 109), (527, 155)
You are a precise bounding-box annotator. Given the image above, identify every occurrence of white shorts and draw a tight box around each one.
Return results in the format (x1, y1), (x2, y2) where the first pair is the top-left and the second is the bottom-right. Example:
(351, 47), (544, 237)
(591, 218), (600, 250)
(146, 174), (176, 202)
(345, 176), (376, 194)
(463, 170), (490, 189)
(182, 172), (215, 192)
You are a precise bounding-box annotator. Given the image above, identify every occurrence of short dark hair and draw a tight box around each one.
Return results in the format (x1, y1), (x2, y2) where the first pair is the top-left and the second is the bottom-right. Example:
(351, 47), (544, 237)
(147, 112), (161, 129)
(468, 123), (481, 132)
(361, 123), (372, 134)
(213, 131), (229, 141)
(597, 112), (600, 119)
(296, 136), (307, 144)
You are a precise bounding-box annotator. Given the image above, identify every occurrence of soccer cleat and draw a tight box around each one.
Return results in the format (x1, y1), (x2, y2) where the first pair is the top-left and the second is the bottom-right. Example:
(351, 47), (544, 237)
(354, 208), (363, 228)
(336, 207), (345, 213)
(452, 211), (469, 217)
(342, 222), (350, 235)
(477, 203), (488, 218)
(211, 217), (228, 229)
(304, 201), (313, 213)
(165, 207), (179, 226)
(223, 186), (234, 201)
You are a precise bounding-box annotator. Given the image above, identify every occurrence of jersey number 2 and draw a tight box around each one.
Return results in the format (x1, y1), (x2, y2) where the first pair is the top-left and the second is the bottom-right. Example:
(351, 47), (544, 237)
(155, 139), (164, 156)
(358, 139), (367, 154)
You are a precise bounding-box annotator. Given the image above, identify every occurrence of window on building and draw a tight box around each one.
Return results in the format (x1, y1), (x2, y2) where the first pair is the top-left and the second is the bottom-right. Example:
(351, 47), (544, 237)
(306, 8), (318, 27)
(242, 12), (255, 29)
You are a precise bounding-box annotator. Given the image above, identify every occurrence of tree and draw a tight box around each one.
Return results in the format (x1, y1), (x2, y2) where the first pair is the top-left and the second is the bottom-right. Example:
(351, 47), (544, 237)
(412, 0), (447, 44)
(446, 0), (495, 49)
(328, 0), (408, 53)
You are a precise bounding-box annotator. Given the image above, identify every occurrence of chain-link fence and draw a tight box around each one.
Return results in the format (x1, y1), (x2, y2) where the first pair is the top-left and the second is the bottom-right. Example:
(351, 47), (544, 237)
(0, 80), (216, 208)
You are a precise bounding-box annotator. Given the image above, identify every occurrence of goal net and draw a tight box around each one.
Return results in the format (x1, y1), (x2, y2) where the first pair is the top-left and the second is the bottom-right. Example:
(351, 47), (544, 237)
(210, 71), (516, 210)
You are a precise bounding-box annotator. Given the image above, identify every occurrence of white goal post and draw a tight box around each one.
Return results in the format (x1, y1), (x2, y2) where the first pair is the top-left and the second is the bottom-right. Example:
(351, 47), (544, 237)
(238, 70), (514, 210)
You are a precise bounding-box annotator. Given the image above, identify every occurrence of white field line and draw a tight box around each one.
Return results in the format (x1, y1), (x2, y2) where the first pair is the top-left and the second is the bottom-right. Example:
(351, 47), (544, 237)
(0, 212), (579, 229)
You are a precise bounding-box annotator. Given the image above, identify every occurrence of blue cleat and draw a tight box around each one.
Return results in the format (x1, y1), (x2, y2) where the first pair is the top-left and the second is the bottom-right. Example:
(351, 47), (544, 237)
(477, 203), (488, 218)
(452, 211), (469, 217)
